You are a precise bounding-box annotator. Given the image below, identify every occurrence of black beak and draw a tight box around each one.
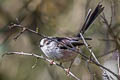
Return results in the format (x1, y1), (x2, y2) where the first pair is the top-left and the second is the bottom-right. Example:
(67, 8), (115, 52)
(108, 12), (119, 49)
(39, 45), (43, 47)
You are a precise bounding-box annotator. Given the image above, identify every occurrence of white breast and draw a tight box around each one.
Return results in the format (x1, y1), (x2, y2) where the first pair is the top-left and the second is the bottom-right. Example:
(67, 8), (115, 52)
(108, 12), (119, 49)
(40, 41), (63, 60)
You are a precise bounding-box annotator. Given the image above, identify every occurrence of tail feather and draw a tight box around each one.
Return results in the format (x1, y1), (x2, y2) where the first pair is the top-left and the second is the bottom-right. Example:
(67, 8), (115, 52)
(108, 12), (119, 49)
(77, 3), (104, 37)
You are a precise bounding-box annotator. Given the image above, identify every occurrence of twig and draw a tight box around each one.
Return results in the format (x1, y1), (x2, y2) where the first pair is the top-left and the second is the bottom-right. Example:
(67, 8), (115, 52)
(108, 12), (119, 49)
(97, 48), (117, 58)
(2, 52), (80, 80)
(9, 24), (46, 39)
(8, 23), (120, 79)
(80, 33), (112, 80)
(118, 53), (120, 76)
(99, 39), (115, 42)
(14, 27), (26, 40)
(100, 0), (120, 79)
(86, 61), (95, 80)
(32, 57), (38, 69)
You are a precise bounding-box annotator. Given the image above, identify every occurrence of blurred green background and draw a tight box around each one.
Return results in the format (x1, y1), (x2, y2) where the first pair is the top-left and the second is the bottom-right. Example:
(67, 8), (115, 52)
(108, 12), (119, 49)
(0, 0), (120, 80)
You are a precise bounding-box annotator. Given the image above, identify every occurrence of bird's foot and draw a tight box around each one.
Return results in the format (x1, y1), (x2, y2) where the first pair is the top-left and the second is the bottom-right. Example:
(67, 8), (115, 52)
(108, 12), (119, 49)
(50, 60), (54, 65)
(65, 68), (70, 76)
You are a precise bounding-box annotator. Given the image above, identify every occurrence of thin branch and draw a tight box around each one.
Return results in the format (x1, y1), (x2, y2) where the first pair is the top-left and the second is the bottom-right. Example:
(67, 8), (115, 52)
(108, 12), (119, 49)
(117, 52), (120, 76)
(80, 33), (112, 80)
(2, 52), (80, 80)
(97, 48), (117, 58)
(100, 0), (120, 79)
(109, 0), (114, 27)
(14, 27), (26, 40)
(32, 57), (38, 69)
(99, 39), (115, 42)
(86, 61), (95, 80)
(100, 10), (115, 39)
(8, 23), (120, 79)
(9, 24), (46, 39)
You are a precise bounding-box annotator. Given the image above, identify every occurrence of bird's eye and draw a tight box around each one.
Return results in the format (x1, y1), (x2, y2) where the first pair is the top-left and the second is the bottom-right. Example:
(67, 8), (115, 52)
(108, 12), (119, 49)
(46, 41), (51, 45)
(43, 39), (48, 44)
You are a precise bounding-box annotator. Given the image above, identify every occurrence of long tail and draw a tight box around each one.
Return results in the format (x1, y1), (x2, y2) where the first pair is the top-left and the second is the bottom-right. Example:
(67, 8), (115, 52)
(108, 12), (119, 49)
(76, 3), (104, 37)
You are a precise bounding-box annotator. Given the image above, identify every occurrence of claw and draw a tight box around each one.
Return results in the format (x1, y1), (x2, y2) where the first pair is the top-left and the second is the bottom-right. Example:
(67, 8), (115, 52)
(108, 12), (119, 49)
(66, 68), (70, 76)
(50, 60), (54, 65)
(87, 55), (93, 63)
(65, 60), (74, 76)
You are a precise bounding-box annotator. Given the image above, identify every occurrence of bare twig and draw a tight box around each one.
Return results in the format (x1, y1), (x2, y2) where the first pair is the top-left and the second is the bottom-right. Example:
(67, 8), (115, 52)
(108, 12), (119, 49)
(8, 23), (120, 79)
(9, 24), (46, 39)
(117, 52), (120, 76)
(2, 52), (80, 80)
(99, 38), (115, 42)
(100, 13), (115, 39)
(97, 48), (117, 58)
(32, 58), (38, 69)
(109, 0), (114, 27)
(80, 33), (112, 80)
(100, 0), (120, 79)
(86, 61), (95, 80)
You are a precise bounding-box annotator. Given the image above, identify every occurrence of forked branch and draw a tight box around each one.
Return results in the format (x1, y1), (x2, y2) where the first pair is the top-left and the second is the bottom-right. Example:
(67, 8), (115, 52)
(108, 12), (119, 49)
(2, 52), (80, 80)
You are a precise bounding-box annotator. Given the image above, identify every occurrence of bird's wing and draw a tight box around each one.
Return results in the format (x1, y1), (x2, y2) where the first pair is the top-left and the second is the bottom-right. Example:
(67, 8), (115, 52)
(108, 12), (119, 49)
(55, 37), (84, 49)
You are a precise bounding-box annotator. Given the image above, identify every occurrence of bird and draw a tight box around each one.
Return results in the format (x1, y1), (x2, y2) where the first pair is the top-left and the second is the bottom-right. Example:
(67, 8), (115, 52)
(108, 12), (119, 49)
(40, 3), (104, 74)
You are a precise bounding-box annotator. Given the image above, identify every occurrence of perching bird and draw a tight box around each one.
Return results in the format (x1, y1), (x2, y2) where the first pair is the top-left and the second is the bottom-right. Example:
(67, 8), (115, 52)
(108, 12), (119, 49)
(40, 3), (104, 73)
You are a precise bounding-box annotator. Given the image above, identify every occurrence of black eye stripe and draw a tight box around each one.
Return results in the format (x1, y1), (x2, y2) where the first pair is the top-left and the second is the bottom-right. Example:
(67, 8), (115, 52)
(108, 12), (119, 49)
(46, 40), (52, 45)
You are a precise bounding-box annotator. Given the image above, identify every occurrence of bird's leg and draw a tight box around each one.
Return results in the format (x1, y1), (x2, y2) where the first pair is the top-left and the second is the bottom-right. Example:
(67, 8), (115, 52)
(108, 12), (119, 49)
(66, 60), (74, 75)
(59, 62), (62, 66)
(50, 60), (54, 65)
(87, 55), (92, 63)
